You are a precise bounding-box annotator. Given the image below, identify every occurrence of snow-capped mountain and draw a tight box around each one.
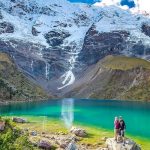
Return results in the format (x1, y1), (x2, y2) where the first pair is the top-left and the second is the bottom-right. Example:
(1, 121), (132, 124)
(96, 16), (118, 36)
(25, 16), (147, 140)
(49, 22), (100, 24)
(0, 0), (150, 95)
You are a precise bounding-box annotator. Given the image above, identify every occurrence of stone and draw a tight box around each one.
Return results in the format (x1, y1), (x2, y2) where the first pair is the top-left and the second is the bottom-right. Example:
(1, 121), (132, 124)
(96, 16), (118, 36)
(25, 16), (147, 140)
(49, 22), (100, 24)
(30, 131), (37, 136)
(102, 137), (108, 141)
(0, 121), (5, 131)
(65, 141), (77, 150)
(57, 138), (69, 149)
(60, 142), (68, 149)
(42, 131), (46, 134)
(70, 127), (87, 137)
(0, 22), (14, 34)
(38, 140), (51, 150)
(12, 117), (27, 123)
(106, 138), (141, 150)
(24, 128), (29, 132)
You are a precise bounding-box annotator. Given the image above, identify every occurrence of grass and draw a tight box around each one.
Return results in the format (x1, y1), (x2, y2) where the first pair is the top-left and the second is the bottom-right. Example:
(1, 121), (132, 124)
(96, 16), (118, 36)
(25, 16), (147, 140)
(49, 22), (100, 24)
(0, 52), (50, 102)
(3, 116), (150, 150)
(0, 53), (12, 64)
(102, 55), (150, 71)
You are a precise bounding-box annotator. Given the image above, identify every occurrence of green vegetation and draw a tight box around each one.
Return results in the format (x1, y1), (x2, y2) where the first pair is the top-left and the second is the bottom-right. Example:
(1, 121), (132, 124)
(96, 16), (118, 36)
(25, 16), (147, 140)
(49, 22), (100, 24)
(88, 55), (150, 101)
(0, 52), (50, 102)
(102, 55), (150, 70)
(0, 117), (36, 150)
(121, 79), (150, 101)
(9, 116), (150, 150)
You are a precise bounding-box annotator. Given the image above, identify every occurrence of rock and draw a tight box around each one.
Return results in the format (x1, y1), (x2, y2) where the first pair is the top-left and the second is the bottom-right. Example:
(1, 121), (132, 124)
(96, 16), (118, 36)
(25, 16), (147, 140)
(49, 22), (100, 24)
(0, 121), (5, 131)
(42, 131), (46, 135)
(65, 141), (77, 150)
(60, 142), (68, 149)
(32, 26), (40, 36)
(38, 140), (52, 150)
(0, 22), (14, 34)
(70, 127), (87, 137)
(44, 30), (70, 47)
(0, 11), (3, 19)
(30, 131), (37, 136)
(12, 117), (27, 123)
(102, 137), (108, 141)
(78, 25), (130, 66)
(142, 24), (150, 37)
(57, 138), (70, 149)
(106, 138), (141, 150)
(24, 128), (29, 132)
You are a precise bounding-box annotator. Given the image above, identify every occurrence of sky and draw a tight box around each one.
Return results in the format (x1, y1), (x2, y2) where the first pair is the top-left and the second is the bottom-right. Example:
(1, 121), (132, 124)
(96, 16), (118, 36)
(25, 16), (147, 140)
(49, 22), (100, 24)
(69, 0), (135, 8)
(69, 0), (150, 13)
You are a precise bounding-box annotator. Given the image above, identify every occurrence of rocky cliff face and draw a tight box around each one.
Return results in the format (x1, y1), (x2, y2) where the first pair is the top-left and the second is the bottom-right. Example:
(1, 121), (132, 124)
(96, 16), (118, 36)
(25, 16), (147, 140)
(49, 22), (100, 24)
(0, 0), (150, 99)
(0, 52), (51, 103)
(65, 56), (150, 101)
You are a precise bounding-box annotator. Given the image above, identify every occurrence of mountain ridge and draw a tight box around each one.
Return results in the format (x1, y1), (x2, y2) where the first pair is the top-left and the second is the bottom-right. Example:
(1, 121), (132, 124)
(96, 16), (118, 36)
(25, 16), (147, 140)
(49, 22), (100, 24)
(0, 52), (52, 103)
(0, 0), (150, 100)
(65, 55), (150, 101)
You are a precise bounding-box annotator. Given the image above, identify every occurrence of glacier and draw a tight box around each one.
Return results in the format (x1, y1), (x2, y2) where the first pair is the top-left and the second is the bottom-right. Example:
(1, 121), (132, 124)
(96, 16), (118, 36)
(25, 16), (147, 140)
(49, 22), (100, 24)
(0, 0), (150, 92)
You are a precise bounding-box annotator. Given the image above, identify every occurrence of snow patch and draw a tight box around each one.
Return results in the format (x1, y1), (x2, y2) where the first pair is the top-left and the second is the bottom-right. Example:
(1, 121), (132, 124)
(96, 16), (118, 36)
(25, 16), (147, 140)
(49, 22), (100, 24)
(58, 71), (75, 90)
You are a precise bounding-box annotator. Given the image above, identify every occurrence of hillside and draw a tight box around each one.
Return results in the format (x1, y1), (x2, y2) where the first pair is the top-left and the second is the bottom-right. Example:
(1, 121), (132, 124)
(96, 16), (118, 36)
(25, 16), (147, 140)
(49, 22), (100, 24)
(0, 0), (150, 93)
(0, 52), (51, 103)
(65, 55), (150, 101)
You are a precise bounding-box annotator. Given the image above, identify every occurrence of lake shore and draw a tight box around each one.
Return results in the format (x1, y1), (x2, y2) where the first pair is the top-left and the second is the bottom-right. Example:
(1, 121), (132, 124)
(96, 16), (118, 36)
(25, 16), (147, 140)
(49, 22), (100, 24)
(1, 98), (150, 106)
(2, 116), (149, 150)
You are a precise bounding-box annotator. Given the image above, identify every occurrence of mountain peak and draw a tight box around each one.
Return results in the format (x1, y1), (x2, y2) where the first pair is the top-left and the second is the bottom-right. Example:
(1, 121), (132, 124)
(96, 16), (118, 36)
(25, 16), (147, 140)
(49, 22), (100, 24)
(0, 0), (150, 93)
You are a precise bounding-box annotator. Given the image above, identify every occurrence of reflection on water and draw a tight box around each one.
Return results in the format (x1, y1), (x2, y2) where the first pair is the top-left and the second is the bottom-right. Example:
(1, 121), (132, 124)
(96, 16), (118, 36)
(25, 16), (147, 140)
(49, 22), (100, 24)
(61, 98), (74, 129)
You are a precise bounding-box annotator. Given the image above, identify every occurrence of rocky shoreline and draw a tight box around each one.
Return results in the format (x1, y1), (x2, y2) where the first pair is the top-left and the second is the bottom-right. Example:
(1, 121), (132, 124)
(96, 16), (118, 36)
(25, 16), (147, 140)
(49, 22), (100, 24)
(0, 117), (141, 150)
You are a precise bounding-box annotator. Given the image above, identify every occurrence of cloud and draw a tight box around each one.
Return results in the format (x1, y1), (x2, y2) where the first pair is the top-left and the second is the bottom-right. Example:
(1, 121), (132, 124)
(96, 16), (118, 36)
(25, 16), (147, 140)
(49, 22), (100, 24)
(93, 0), (130, 10)
(94, 0), (150, 14)
(94, 0), (122, 7)
(134, 0), (150, 13)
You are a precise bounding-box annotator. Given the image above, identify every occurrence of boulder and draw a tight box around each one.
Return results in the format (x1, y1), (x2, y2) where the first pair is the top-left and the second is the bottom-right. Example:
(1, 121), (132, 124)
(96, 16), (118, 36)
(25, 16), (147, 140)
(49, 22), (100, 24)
(65, 141), (77, 150)
(59, 141), (68, 149)
(30, 131), (37, 136)
(12, 117), (27, 123)
(0, 121), (5, 131)
(38, 140), (51, 150)
(56, 138), (70, 149)
(70, 127), (87, 137)
(106, 138), (141, 150)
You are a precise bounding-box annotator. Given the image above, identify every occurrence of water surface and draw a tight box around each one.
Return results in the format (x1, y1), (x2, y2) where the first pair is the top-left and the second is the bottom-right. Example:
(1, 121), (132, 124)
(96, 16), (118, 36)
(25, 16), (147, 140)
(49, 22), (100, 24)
(0, 99), (150, 139)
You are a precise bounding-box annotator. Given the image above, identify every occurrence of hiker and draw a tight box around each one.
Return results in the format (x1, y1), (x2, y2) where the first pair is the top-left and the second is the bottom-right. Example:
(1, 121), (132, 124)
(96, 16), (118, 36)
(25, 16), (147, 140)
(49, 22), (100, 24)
(114, 117), (120, 141)
(119, 116), (126, 144)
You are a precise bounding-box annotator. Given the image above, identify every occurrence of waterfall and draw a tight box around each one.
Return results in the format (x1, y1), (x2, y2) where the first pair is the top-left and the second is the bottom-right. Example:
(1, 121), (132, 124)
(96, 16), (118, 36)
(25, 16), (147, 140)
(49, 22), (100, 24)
(31, 60), (34, 72)
(45, 62), (50, 80)
(61, 98), (74, 129)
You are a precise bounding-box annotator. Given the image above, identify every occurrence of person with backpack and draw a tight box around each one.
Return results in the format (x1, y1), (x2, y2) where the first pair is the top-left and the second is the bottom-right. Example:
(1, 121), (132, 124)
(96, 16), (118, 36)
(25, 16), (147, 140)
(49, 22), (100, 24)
(114, 117), (120, 141)
(119, 116), (126, 144)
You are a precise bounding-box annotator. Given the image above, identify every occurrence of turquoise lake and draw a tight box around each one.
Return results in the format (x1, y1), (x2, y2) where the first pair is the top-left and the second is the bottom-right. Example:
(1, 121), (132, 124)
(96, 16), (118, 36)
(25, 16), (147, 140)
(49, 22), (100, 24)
(0, 99), (150, 139)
